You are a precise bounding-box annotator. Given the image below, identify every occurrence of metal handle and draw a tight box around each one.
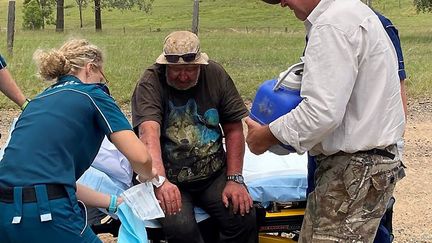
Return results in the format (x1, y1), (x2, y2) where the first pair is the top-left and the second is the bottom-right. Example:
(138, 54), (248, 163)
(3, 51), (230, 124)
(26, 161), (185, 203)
(273, 61), (304, 91)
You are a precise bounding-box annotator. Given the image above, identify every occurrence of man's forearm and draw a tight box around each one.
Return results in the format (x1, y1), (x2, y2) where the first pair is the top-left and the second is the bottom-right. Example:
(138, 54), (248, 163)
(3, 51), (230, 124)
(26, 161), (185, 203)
(223, 121), (245, 175)
(139, 121), (166, 176)
(145, 140), (166, 177)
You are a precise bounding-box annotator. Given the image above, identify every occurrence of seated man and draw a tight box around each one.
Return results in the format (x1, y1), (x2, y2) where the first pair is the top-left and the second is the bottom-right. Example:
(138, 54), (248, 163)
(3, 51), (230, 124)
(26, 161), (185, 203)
(131, 30), (257, 243)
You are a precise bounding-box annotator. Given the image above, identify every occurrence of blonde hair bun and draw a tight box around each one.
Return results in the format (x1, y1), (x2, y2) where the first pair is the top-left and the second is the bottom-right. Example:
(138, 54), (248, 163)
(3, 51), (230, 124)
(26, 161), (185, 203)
(33, 38), (103, 81)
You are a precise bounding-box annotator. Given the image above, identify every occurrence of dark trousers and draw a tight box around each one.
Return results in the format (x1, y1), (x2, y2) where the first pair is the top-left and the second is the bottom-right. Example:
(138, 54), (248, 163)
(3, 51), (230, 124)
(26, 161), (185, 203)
(158, 172), (258, 243)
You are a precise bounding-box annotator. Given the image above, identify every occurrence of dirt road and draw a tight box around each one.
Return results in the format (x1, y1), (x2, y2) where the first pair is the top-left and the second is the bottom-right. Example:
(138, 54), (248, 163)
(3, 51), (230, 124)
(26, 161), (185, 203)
(393, 98), (432, 242)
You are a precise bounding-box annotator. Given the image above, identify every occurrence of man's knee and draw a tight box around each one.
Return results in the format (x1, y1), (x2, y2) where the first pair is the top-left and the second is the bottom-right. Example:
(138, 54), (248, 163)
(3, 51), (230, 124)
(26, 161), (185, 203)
(218, 206), (258, 242)
(159, 213), (202, 242)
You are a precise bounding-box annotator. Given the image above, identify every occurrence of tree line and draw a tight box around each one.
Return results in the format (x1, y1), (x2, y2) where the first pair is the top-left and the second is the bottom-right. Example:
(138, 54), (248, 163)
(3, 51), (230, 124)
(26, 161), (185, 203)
(21, 0), (432, 32)
(22, 0), (154, 31)
(414, 0), (432, 12)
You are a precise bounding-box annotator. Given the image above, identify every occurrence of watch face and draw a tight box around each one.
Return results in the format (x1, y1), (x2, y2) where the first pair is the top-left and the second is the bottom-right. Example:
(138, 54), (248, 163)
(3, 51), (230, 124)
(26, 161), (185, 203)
(228, 174), (244, 184)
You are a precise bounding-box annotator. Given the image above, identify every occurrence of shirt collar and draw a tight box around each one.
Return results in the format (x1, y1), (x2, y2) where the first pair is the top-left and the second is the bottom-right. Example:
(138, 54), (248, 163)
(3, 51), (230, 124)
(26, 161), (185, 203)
(304, 0), (335, 32)
(57, 75), (83, 84)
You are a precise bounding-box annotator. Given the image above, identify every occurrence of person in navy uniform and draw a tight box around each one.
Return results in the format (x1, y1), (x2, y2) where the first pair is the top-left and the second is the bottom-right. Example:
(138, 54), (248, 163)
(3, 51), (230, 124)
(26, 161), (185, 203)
(0, 39), (154, 243)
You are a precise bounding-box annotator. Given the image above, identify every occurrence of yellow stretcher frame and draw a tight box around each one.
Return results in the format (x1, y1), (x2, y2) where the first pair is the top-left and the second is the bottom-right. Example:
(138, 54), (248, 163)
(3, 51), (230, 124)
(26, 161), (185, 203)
(259, 234), (297, 243)
(258, 205), (305, 243)
(140, 203), (307, 242)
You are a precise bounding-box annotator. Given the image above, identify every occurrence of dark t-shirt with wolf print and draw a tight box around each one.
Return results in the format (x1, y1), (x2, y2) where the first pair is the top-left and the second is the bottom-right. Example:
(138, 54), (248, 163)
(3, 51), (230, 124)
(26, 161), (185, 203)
(131, 61), (248, 188)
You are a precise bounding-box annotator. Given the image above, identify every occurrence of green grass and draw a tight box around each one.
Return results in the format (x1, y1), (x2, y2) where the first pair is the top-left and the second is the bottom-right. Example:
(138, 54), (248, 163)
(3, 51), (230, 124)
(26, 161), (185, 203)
(0, 0), (431, 107)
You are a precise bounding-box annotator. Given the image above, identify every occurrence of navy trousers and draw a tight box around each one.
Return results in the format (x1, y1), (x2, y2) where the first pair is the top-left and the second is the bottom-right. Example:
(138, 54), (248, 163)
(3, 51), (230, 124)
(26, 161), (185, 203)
(0, 185), (101, 243)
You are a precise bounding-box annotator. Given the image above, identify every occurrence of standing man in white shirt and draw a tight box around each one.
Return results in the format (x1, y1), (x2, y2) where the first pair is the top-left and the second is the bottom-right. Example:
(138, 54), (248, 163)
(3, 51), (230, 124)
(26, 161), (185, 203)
(246, 0), (406, 242)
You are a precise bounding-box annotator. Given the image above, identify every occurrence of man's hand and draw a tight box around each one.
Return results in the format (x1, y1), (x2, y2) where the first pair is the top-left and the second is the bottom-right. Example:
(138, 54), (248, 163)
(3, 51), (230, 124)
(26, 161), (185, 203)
(154, 180), (182, 216)
(222, 181), (253, 216)
(245, 117), (279, 155)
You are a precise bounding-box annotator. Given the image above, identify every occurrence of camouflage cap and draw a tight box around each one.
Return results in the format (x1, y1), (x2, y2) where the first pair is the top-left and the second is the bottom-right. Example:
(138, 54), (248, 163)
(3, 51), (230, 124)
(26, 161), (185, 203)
(155, 31), (209, 65)
(261, 0), (281, 4)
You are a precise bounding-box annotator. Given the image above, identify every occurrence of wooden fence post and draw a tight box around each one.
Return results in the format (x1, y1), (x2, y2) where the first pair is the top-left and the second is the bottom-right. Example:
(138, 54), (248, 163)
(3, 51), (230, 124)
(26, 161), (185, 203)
(7, 0), (16, 56)
(192, 0), (199, 35)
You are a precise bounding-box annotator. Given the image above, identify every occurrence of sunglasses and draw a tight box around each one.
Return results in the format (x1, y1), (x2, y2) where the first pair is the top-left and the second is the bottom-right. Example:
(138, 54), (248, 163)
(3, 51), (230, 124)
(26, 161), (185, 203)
(164, 52), (199, 63)
(99, 69), (109, 85)
(91, 63), (109, 84)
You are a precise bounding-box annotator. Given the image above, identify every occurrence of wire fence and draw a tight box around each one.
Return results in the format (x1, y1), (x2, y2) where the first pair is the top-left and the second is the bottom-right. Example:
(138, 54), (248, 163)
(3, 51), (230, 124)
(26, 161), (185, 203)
(0, 26), (305, 35)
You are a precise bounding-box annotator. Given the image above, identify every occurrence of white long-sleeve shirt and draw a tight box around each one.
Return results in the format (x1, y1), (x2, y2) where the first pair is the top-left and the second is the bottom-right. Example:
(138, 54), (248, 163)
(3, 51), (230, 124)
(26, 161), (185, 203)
(269, 0), (405, 156)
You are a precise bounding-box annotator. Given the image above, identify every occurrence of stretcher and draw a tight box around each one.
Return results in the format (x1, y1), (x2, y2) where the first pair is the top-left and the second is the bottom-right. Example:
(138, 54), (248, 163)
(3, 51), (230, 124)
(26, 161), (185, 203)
(244, 148), (307, 243)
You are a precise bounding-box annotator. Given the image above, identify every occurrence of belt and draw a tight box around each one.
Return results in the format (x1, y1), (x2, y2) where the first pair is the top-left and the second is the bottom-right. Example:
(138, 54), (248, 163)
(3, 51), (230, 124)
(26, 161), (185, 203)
(334, 147), (395, 160)
(361, 148), (395, 160)
(0, 184), (68, 203)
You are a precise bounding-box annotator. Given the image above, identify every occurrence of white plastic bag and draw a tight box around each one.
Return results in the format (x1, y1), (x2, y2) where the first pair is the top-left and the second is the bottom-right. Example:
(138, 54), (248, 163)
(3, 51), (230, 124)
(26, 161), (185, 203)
(120, 182), (165, 220)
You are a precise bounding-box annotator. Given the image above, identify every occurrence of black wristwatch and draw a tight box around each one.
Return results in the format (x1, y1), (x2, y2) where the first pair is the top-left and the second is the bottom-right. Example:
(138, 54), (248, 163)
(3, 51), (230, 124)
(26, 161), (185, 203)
(227, 174), (244, 184)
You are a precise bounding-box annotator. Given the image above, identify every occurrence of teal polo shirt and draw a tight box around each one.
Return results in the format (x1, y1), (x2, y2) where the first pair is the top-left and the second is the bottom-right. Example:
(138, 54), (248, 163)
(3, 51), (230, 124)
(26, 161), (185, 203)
(0, 75), (131, 188)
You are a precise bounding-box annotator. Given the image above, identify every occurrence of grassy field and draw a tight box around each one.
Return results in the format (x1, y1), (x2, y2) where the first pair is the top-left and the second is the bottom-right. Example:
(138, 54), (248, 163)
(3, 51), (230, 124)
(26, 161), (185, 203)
(0, 0), (431, 107)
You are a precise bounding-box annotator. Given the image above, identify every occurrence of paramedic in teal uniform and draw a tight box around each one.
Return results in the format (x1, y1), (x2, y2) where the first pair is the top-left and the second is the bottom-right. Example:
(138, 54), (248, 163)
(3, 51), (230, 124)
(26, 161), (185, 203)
(0, 39), (154, 243)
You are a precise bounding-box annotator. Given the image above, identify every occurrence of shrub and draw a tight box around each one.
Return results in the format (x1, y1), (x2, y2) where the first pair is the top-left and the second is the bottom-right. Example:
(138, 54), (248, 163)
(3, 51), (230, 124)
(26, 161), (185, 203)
(22, 0), (44, 30)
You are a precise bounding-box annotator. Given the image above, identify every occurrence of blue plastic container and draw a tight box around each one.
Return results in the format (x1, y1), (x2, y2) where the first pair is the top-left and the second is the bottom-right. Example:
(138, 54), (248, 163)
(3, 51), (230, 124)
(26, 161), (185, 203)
(249, 62), (304, 155)
(250, 79), (302, 125)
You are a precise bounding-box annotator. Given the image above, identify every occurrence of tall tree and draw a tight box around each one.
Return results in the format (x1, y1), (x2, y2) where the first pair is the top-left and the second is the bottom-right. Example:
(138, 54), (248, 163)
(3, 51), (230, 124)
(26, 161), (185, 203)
(94, 0), (102, 31)
(93, 0), (155, 31)
(56, 0), (64, 32)
(75, 0), (88, 28)
(44, 0), (56, 28)
(414, 0), (432, 12)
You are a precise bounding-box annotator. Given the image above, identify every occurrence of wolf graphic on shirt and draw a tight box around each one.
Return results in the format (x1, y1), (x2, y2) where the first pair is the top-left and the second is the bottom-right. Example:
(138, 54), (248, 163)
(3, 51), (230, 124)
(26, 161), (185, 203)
(163, 99), (225, 183)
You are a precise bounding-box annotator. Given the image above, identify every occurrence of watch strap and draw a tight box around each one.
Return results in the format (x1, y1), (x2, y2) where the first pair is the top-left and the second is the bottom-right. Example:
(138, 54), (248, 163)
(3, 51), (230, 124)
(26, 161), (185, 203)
(226, 174), (244, 184)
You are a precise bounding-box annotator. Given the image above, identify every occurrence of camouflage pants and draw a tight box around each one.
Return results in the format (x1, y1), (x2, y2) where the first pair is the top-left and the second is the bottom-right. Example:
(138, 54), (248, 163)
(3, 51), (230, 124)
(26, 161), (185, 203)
(299, 145), (405, 243)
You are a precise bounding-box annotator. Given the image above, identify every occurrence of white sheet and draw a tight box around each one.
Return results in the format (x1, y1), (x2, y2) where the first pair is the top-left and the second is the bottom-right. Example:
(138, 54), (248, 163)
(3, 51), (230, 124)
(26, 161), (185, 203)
(243, 146), (308, 203)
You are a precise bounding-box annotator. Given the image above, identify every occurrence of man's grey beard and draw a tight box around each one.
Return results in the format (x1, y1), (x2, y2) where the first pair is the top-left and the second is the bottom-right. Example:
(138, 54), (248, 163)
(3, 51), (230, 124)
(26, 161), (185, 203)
(165, 68), (200, 91)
